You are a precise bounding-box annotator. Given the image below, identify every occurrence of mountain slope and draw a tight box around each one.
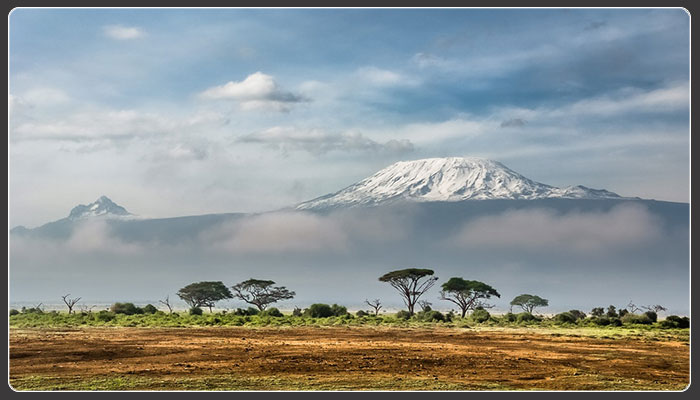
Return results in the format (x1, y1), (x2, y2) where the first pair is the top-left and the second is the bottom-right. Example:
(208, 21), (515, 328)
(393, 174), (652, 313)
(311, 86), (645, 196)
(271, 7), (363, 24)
(68, 195), (132, 219)
(297, 157), (622, 210)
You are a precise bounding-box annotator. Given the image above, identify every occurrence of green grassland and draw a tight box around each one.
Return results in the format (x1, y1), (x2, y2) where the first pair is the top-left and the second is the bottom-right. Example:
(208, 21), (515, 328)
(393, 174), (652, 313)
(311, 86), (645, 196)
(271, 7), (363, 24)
(8, 309), (689, 342)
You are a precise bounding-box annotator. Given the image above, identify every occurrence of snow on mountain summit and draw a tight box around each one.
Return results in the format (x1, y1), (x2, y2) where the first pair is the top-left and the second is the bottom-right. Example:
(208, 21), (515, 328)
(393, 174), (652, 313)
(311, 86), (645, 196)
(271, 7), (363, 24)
(67, 195), (132, 220)
(296, 157), (621, 210)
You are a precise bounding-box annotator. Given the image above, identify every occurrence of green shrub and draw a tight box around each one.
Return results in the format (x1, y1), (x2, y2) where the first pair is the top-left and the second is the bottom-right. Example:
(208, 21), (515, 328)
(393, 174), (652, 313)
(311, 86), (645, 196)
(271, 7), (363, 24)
(621, 313), (653, 325)
(554, 312), (577, 324)
(470, 308), (491, 323)
(261, 307), (283, 317)
(189, 307), (203, 315)
(9, 309), (19, 316)
(304, 304), (334, 318)
(330, 304), (348, 317)
(503, 312), (516, 322)
(416, 310), (445, 322)
(94, 310), (115, 322)
(591, 316), (611, 326)
(21, 306), (43, 314)
(516, 312), (538, 323)
(644, 311), (658, 323)
(445, 311), (455, 322)
(292, 307), (303, 317)
(356, 310), (369, 317)
(568, 310), (586, 320)
(660, 315), (689, 329)
(609, 318), (622, 327)
(142, 304), (158, 314)
(395, 310), (411, 320)
(110, 303), (140, 315)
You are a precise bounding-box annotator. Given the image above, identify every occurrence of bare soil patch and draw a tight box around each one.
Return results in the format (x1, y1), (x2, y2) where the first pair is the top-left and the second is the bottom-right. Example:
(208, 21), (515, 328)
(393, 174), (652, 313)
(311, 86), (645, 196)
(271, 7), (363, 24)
(9, 326), (689, 390)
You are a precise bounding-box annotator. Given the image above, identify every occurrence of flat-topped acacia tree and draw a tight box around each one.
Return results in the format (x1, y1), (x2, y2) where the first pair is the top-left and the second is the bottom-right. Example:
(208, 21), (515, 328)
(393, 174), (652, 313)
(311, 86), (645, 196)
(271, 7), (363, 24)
(440, 278), (500, 318)
(379, 268), (438, 316)
(176, 281), (233, 313)
(231, 279), (295, 311)
(510, 294), (549, 314)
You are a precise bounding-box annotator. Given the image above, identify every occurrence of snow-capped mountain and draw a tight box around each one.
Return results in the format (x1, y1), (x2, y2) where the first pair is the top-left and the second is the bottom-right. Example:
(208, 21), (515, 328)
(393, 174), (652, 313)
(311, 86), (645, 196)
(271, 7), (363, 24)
(297, 157), (622, 210)
(67, 195), (132, 220)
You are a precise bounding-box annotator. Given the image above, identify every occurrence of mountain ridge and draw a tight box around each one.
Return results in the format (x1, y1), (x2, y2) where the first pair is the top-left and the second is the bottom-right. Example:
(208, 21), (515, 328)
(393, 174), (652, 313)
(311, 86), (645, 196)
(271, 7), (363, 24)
(297, 157), (625, 210)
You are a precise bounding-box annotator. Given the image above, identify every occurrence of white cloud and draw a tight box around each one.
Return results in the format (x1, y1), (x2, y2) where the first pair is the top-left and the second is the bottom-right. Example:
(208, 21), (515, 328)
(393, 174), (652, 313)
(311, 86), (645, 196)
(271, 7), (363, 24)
(203, 212), (349, 254)
(199, 72), (307, 112)
(238, 126), (414, 155)
(355, 66), (417, 87)
(453, 204), (663, 254)
(103, 25), (145, 40)
(21, 87), (70, 106)
(11, 108), (227, 143)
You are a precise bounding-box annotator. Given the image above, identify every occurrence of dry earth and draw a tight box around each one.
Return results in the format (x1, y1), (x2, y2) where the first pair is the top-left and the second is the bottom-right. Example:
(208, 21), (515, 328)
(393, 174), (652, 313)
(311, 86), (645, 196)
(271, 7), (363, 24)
(9, 326), (690, 391)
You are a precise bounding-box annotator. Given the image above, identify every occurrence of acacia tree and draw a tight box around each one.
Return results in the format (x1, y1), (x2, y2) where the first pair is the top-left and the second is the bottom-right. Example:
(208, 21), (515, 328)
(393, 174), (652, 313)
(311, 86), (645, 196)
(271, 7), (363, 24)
(365, 299), (382, 316)
(440, 278), (501, 318)
(61, 294), (81, 314)
(231, 279), (295, 311)
(510, 294), (549, 314)
(379, 268), (438, 316)
(176, 281), (233, 313)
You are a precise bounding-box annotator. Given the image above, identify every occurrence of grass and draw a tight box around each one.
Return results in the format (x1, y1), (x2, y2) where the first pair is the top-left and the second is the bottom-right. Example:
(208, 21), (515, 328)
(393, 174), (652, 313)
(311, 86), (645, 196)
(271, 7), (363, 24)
(9, 310), (689, 342)
(8, 374), (518, 391)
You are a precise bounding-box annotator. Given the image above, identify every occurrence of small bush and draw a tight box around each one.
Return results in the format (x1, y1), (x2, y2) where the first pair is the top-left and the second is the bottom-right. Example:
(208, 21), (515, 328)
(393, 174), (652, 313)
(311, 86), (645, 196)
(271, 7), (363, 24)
(660, 315), (689, 329)
(94, 311), (115, 322)
(261, 307), (283, 317)
(554, 312), (577, 324)
(621, 313), (653, 325)
(292, 307), (303, 317)
(9, 309), (19, 316)
(503, 312), (517, 322)
(142, 304), (158, 314)
(568, 310), (586, 320)
(330, 304), (348, 317)
(609, 318), (622, 327)
(110, 303), (140, 315)
(189, 307), (203, 315)
(356, 310), (369, 317)
(395, 310), (411, 320)
(516, 312), (538, 323)
(445, 311), (455, 322)
(644, 311), (658, 323)
(22, 307), (44, 314)
(470, 308), (491, 323)
(304, 304), (334, 318)
(591, 316), (611, 326)
(416, 310), (445, 322)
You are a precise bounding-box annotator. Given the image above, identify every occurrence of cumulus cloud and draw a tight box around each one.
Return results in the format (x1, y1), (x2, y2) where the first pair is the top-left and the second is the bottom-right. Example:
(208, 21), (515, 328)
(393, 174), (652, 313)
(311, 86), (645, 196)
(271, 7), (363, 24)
(452, 204), (663, 254)
(199, 72), (308, 112)
(238, 126), (415, 155)
(202, 212), (349, 253)
(103, 25), (145, 40)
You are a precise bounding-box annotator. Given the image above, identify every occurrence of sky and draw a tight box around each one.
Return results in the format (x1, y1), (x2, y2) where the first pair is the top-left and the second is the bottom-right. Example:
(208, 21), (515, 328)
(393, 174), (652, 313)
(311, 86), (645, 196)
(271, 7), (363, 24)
(9, 8), (690, 228)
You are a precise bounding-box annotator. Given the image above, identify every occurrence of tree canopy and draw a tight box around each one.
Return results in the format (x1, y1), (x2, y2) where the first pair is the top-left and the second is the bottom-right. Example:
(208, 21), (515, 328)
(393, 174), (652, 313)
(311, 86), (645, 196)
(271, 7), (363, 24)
(379, 268), (438, 316)
(510, 294), (549, 314)
(231, 279), (295, 311)
(176, 281), (233, 312)
(440, 278), (500, 318)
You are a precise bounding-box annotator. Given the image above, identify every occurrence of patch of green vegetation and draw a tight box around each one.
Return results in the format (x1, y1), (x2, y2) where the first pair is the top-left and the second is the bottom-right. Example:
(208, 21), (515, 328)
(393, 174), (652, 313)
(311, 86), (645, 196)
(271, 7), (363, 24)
(8, 310), (688, 342)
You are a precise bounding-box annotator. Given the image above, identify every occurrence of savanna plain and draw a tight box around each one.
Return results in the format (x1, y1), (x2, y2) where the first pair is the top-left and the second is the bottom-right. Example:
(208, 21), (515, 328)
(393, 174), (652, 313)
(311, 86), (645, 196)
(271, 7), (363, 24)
(9, 312), (689, 391)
